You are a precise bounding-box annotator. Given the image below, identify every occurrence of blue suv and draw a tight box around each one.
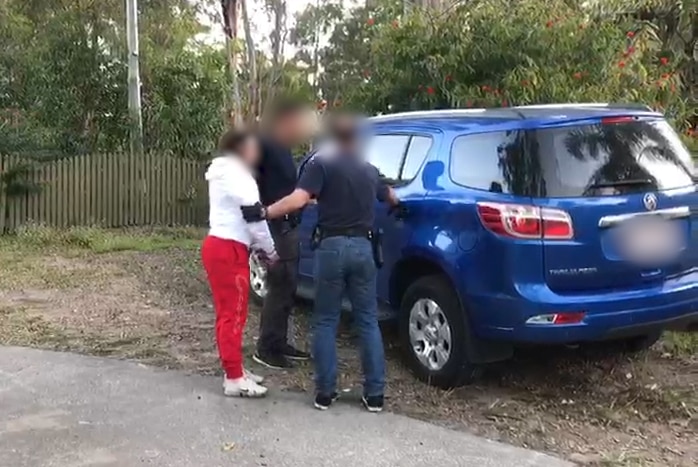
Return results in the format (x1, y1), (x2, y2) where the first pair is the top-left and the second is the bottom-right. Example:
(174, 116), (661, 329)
(248, 104), (698, 388)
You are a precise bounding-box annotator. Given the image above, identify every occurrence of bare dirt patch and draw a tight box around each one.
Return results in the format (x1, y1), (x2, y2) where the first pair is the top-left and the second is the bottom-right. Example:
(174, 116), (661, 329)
(0, 235), (696, 467)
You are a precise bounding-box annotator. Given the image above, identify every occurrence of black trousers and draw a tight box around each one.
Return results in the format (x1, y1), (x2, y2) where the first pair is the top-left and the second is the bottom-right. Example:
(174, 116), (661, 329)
(257, 223), (299, 355)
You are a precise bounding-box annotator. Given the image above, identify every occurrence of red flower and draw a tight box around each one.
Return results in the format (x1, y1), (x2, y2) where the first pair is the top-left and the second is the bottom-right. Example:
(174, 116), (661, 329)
(392, 20), (399, 28)
(573, 72), (582, 79)
(481, 85), (491, 92)
(618, 61), (626, 68)
(521, 79), (529, 87)
(660, 57), (669, 66)
(426, 86), (435, 95)
(626, 31), (635, 38)
(367, 17), (375, 26)
(545, 20), (554, 28)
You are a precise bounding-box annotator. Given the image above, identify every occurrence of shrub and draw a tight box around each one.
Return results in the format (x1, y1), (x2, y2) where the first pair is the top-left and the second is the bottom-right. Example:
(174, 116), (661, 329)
(347, 0), (692, 130)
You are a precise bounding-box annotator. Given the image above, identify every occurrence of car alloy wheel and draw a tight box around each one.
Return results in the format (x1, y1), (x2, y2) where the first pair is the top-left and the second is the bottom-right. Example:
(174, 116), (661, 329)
(249, 253), (268, 301)
(399, 275), (479, 388)
(408, 298), (453, 371)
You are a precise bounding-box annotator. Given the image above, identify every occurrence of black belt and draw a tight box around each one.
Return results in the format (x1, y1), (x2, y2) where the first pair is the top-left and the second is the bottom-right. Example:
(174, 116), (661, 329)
(312, 225), (383, 268)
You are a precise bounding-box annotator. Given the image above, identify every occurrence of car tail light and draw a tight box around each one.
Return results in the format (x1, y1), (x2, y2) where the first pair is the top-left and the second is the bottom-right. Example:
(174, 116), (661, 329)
(526, 312), (586, 325)
(476, 202), (574, 240)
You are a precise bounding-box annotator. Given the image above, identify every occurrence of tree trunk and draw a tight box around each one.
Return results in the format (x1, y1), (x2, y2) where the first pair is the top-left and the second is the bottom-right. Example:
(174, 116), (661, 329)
(241, 0), (258, 125)
(222, 0), (242, 126)
(264, 0), (287, 117)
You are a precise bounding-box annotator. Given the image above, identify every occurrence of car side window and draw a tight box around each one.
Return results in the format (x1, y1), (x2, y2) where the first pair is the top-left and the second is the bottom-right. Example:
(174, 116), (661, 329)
(365, 134), (410, 181)
(401, 135), (432, 181)
(450, 131), (529, 194)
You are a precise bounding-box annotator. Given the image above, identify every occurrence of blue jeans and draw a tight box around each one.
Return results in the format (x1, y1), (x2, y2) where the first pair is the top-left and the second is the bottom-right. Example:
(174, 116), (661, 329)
(312, 236), (385, 397)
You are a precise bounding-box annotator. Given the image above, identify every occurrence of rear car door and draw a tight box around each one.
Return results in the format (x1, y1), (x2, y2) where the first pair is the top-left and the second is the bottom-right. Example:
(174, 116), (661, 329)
(529, 116), (697, 293)
(365, 132), (433, 307)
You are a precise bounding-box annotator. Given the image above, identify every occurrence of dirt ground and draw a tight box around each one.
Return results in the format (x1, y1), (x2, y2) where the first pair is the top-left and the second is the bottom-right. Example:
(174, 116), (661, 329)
(0, 227), (696, 467)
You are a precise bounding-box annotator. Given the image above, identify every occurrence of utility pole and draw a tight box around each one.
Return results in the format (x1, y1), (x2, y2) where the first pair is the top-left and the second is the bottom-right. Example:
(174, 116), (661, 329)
(126, 0), (144, 156)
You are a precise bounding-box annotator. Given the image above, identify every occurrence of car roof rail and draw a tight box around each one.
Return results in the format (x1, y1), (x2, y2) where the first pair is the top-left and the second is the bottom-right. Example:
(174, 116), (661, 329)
(368, 108), (517, 122)
(514, 103), (655, 112)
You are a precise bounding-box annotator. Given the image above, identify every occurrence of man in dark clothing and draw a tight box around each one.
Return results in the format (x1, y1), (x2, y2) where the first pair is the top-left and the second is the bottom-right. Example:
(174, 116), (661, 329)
(242, 113), (399, 412)
(253, 99), (313, 370)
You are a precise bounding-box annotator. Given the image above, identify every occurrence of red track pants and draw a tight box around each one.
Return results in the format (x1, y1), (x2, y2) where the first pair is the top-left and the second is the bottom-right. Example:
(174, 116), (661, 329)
(201, 235), (250, 380)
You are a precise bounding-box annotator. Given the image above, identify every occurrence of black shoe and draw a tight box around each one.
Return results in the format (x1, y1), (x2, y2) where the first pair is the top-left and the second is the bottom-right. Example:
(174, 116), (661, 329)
(314, 392), (339, 411)
(362, 395), (384, 413)
(252, 351), (293, 370)
(282, 344), (310, 361)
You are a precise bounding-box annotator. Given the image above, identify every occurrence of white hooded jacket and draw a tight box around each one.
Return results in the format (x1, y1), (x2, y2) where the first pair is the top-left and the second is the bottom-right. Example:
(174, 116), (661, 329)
(204, 154), (276, 256)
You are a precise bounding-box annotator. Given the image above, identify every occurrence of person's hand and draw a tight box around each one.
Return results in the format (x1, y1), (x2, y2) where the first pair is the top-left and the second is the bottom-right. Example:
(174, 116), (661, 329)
(389, 201), (408, 218)
(241, 202), (267, 222)
(256, 249), (279, 267)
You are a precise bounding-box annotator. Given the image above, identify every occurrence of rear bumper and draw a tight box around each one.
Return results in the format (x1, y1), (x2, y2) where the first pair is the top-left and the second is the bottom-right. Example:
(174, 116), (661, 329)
(472, 272), (698, 344)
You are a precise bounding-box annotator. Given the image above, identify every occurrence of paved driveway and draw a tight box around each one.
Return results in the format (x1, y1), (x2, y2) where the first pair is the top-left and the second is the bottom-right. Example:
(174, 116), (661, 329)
(0, 347), (572, 467)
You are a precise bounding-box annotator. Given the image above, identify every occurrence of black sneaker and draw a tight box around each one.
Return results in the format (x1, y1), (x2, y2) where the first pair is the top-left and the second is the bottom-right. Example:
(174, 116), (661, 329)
(252, 351), (294, 370)
(362, 395), (384, 413)
(282, 344), (310, 361)
(314, 392), (339, 411)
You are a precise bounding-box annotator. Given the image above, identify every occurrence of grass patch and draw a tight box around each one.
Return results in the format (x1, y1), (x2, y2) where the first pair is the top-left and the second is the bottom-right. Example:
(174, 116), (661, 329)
(2, 224), (204, 254)
(661, 331), (698, 357)
(0, 225), (205, 290)
(0, 307), (73, 348)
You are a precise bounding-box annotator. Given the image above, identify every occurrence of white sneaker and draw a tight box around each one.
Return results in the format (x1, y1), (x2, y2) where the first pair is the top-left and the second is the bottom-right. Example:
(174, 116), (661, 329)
(244, 368), (264, 384)
(223, 376), (268, 398)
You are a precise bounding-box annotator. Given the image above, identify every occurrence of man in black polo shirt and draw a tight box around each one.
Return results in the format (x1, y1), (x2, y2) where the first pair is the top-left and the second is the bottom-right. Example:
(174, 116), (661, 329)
(253, 99), (312, 369)
(242, 113), (400, 412)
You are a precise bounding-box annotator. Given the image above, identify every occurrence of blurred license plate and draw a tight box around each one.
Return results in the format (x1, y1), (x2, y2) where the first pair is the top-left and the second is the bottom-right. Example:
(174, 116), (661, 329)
(619, 217), (683, 264)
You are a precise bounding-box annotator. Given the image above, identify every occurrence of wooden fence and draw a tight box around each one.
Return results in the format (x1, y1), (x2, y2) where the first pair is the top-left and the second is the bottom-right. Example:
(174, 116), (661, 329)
(0, 152), (208, 233)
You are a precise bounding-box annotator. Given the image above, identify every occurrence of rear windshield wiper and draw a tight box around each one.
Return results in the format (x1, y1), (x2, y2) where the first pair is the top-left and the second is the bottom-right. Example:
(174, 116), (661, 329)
(587, 179), (654, 189)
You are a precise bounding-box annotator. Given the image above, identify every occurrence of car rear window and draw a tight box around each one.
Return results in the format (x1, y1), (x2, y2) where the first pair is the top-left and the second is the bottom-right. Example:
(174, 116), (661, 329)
(450, 119), (695, 197)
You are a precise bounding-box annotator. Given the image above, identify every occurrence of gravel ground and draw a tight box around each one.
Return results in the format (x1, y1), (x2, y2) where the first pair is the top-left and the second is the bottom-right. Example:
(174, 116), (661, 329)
(0, 232), (696, 466)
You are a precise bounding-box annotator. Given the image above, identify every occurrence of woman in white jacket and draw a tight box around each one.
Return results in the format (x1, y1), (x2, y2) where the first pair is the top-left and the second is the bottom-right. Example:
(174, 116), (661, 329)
(202, 129), (278, 398)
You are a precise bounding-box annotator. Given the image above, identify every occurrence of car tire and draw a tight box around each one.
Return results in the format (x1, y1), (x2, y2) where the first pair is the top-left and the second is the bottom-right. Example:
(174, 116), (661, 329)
(248, 254), (267, 306)
(398, 275), (480, 389)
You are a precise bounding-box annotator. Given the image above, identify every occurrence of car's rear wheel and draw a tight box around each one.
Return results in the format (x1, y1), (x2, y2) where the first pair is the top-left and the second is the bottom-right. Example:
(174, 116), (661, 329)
(399, 275), (480, 389)
(249, 253), (268, 306)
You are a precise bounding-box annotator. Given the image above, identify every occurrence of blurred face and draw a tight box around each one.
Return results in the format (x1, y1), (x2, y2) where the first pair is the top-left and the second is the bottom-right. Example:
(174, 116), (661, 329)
(276, 108), (314, 146)
(332, 116), (359, 154)
(237, 136), (260, 168)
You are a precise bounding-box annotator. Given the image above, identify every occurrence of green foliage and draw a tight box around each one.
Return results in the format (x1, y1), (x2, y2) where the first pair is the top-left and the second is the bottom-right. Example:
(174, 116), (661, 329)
(348, 1), (692, 127)
(2, 0), (696, 161)
(0, 0), (311, 159)
(288, 0), (695, 144)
